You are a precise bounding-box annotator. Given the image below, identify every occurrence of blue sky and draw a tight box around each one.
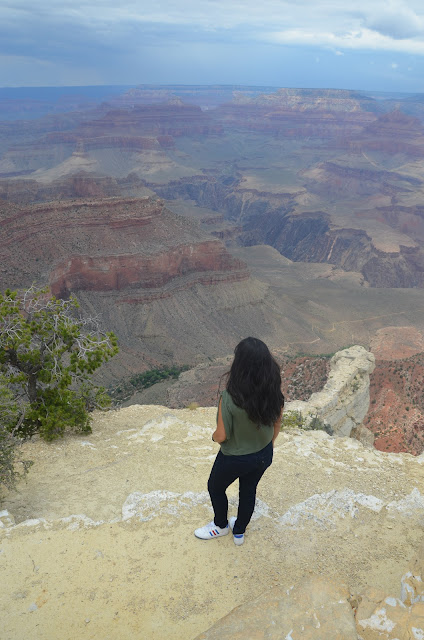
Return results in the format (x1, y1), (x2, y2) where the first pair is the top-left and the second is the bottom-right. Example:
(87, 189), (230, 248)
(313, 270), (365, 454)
(1, 0), (424, 92)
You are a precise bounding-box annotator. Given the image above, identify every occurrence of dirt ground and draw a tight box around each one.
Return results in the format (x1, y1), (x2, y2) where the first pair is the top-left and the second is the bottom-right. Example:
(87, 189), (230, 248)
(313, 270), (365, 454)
(370, 326), (424, 360)
(1, 404), (424, 639)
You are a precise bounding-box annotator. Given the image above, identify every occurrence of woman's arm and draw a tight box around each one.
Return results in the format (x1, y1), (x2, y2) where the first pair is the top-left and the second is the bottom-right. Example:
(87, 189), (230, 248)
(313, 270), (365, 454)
(212, 398), (227, 443)
(272, 407), (283, 445)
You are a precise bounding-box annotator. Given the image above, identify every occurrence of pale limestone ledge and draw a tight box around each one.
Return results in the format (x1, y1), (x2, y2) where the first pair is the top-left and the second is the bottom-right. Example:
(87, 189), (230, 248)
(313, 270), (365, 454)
(287, 345), (375, 437)
(0, 363), (423, 640)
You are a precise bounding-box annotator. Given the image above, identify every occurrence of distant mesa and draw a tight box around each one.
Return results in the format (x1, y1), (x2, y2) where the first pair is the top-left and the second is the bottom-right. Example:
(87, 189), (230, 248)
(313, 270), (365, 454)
(231, 87), (379, 112)
(78, 103), (223, 138)
(0, 172), (123, 204)
(216, 87), (379, 139)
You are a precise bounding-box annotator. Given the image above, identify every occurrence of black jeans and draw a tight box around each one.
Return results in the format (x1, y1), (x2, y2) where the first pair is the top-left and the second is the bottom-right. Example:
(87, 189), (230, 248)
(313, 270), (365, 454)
(207, 441), (273, 535)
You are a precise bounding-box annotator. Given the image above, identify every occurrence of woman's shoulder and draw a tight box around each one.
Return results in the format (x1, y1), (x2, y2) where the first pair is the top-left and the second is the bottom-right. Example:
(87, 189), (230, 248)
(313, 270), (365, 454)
(220, 389), (236, 410)
(220, 389), (230, 404)
(222, 389), (249, 417)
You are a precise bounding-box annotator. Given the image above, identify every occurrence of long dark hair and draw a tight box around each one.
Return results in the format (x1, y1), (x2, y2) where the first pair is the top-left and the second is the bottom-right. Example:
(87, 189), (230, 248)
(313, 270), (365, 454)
(226, 337), (284, 426)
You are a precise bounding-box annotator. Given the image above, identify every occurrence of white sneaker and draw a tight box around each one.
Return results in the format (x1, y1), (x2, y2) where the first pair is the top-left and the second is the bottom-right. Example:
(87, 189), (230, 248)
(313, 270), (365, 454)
(194, 521), (229, 540)
(229, 516), (245, 546)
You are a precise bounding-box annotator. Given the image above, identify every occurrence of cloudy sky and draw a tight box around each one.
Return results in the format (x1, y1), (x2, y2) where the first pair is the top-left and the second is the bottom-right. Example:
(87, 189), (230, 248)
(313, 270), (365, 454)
(1, 0), (424, 91)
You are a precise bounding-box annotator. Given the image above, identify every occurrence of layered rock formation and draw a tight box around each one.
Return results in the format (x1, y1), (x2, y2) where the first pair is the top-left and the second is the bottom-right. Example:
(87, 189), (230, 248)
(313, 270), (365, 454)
(2, 86), (424, 289)
(217, 88), (379, 138)
(359, 110), (424, 157)
(288, 346), (375, 437)
(0, 196), (247, 291)
(50, 241), (245, 298)
(0, 101), (218, 195)
(154, 171), (424, 288)
(1, 346), (423, 639)
(4, 86), (424, 390)
(79, 103), (222, 138)
(0, 196), (283, 376)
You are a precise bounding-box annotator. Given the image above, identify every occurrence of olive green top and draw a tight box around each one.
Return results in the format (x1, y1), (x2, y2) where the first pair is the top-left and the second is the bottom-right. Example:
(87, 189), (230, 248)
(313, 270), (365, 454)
(218, 390), (273, 456)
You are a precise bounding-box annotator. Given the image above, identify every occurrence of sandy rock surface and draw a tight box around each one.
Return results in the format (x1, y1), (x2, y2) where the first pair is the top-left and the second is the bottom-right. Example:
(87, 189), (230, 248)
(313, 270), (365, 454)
(196, 577), (359, 639)
(1, 404), (424, 639)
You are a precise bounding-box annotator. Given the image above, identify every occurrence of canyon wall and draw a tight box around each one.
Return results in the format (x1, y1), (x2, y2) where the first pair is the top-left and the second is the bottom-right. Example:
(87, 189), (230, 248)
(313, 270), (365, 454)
(0, 196), (279, 375)
(49, 241), (247, 297)
(154, 173), (424, 288)
(0, 196), (248, 293)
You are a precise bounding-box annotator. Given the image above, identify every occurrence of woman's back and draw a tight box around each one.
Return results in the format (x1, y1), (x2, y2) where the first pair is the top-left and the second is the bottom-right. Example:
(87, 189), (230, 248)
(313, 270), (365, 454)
(218, 390), (273, 456)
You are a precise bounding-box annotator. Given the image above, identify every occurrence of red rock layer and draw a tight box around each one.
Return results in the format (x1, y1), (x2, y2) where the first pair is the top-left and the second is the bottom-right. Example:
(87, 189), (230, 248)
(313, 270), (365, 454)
(49, 241), (246, 296)
(365, 355), (424, 455)
(78, 104), (223, 137)
(0, 173), (123, 203)
(39, 134), (174, 151)
(344, 110), (424, 157)
(216, 104), (376, 138)
(0, 196), (249, 298)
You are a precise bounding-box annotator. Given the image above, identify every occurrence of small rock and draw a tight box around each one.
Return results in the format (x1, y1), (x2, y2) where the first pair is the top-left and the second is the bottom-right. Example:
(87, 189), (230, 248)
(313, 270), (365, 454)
(0, 510), (16, 528)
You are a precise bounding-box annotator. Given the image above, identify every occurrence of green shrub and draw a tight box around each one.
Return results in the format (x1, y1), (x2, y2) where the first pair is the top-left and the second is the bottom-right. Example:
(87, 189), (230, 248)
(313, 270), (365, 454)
(0, 425), (33, 502)
(281, 410), (334, 435)
(281, 410), (306, 430)
(0, 287), (118, 441)
(129, 365), (189, 389)
(108, 365), (190, 403)
(0, 381), (32, 501)
(186, 402), (199, 410)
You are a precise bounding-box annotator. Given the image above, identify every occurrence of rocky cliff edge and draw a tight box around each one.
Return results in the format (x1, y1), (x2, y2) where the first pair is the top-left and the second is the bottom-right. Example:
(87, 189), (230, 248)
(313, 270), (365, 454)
(0, 347), (423, 640)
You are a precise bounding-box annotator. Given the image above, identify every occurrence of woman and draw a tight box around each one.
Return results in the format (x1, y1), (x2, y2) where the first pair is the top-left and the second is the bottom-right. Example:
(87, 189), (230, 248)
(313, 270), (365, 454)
(195, 337), (284, 545)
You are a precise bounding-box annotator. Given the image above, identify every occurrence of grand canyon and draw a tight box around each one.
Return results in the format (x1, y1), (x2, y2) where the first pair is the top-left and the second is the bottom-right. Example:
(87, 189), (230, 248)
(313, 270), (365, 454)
(2, 85), (424, 454)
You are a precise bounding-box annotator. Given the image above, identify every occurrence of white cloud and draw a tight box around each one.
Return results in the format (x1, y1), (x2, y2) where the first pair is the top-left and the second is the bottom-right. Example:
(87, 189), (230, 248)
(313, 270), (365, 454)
(391, 62), (399, 68)
(2, 0), (423, 36)
(267, 26), (424, 55)
(363, 0), (424, 39)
